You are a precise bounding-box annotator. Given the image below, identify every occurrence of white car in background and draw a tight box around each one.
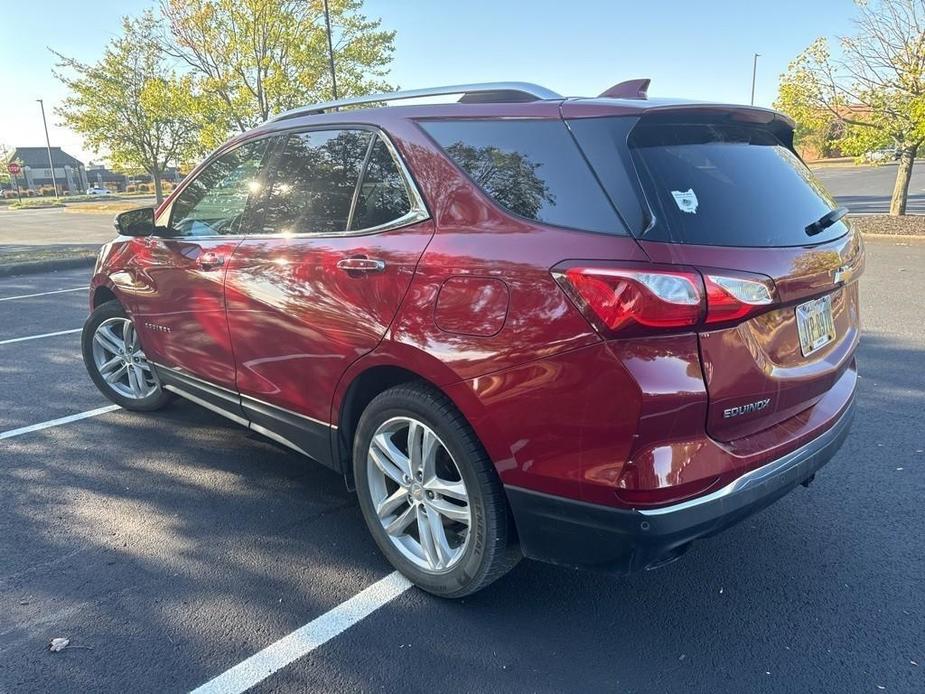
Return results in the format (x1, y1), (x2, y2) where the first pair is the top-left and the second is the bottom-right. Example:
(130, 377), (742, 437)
(86, 186), (113, 196)
(863, 148), (900, 163)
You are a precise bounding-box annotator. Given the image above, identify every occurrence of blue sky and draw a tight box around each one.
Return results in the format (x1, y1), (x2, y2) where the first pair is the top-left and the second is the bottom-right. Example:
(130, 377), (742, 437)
(0, 0), (859, 164)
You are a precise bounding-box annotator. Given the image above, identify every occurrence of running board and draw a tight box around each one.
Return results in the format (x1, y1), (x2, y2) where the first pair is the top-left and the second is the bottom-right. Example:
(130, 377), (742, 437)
(154, 364), (339, 472)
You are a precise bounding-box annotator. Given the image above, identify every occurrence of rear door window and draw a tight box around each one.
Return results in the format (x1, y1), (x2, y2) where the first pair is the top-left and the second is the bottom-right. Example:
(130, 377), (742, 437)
(351, 137), (413, 230)
(627, 120), (848, 247)
(420, 119), (626, 235)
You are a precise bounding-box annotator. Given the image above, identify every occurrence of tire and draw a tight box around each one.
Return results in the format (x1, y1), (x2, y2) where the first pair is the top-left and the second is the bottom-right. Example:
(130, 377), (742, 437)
(353, 382), (520, 598)
(81, 300), (172, 411)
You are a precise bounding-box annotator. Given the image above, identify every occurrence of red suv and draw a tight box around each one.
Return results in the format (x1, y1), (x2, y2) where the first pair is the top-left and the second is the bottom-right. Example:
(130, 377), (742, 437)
(82, 81), (862, 597)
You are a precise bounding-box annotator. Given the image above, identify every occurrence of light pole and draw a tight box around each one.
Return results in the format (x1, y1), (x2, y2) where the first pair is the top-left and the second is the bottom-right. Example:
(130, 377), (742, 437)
(322, 0), (338, 102)
(750, 53), (760, 106)
(36, 99), (59, 199)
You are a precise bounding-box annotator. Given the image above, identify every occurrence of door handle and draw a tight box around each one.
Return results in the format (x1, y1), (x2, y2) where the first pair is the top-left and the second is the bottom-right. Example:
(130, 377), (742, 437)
(197, 252), (225, 270)
(336, 257), (386, 273)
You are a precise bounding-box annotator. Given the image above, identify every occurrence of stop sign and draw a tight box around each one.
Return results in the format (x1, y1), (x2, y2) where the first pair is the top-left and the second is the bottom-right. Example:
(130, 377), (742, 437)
(7, 162), (21, 175)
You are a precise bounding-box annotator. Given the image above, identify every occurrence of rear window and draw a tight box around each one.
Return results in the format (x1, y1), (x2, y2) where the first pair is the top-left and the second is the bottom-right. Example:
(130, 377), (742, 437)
(627, 121), (847, 247)
(419, 119), (626, 235)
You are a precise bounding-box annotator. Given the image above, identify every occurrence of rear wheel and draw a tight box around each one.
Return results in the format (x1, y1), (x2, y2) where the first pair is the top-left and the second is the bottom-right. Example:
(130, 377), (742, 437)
(81, 300), (171, 411)
(353, 383), (520, 598)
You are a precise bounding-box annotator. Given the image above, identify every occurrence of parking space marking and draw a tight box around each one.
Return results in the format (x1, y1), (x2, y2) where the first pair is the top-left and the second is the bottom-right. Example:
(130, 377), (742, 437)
(0, 328), (81, 345)
(0, 404), (120, 440)
(0, 286), (87, 302)
(190, 571), (412, 694)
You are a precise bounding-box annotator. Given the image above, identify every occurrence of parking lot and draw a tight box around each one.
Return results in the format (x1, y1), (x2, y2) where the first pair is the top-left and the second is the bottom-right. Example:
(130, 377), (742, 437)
(0, 237), (923, 693)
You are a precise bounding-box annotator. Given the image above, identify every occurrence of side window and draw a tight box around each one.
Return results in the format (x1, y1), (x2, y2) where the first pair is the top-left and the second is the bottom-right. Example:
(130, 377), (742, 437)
(170, 140), (269, 236)
(419, 119), (626, 235)
(351, 137), (413, 230)
(261, 129), (372, 235)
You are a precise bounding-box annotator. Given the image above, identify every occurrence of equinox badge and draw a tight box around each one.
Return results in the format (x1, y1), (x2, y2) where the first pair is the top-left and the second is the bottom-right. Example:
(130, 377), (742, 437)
(723, 398), (771, 419)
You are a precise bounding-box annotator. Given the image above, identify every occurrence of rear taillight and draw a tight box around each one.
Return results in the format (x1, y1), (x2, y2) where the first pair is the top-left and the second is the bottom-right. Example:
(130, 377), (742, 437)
(703, 273), (775, 324)
(555, 264), (703, 336)
(554, 263), (776, 336)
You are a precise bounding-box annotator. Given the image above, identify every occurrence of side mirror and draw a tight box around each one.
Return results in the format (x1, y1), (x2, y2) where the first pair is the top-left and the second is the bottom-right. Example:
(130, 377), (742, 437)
(114, 207), (156, 237)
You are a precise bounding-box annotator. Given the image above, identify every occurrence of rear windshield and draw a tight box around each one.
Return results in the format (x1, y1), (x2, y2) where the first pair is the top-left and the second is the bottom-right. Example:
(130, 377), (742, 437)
(627, 121), (848, 247)
(419, 119), (626, 235)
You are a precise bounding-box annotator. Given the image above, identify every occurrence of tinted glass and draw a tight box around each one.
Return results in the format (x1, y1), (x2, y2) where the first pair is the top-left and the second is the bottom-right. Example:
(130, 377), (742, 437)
(628, 121), (847, 247)
(351, 137), (413, 230)
(262, 129), (372, 235)
(420, 119), (625, 234)
(170, 140), (268, 236)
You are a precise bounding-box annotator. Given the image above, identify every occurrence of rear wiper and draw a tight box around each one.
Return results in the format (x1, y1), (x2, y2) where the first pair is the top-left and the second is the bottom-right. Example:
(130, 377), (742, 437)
(805, 207), (848, 236)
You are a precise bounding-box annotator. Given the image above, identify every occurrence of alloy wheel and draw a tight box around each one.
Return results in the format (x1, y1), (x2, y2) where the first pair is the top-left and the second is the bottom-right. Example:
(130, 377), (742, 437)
(366, 416), (471, 573)
(91, 317), (158, 400)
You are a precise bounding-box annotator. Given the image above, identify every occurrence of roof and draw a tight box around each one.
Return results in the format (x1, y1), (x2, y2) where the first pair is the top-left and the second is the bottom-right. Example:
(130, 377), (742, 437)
(7, 147), (84, 169)
(244, 97), (793, 141)
(251, 79), (793, 133)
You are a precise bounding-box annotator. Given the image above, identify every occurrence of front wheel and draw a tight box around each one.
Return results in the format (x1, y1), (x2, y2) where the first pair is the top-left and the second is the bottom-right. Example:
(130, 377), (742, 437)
(81, 300), (171, 411)
(353, 383), (520, 598)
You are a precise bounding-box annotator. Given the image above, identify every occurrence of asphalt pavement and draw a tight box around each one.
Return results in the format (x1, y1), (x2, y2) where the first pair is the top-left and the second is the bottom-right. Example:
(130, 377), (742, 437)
(0, 238), (922, 693)
(813, 162), (925, 214)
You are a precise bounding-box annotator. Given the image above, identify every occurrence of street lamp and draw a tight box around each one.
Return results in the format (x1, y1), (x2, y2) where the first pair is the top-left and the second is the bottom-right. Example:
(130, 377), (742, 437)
(322, 0), (338, 102)
(36, 99), (60, 199)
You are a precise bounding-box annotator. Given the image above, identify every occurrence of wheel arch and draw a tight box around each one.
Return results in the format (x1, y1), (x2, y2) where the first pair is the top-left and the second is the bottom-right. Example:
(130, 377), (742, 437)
(91, 284), (118, 308)
(330, 346), (507, 487)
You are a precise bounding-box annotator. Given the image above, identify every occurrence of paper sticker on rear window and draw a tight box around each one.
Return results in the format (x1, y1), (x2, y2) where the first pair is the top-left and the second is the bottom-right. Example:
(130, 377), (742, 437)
(671, 188), (698, 214)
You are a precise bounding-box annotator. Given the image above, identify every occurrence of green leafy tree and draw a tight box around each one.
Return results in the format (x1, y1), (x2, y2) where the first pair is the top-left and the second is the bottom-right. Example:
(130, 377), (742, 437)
(775, 0), (925, 215)
(53, 11), (205, 203)
(0, 144), (11, 187)
(159, 0), (396, 132)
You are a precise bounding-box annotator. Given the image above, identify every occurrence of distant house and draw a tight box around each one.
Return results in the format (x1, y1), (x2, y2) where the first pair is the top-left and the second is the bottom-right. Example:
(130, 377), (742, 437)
(4, 147), (89, 193)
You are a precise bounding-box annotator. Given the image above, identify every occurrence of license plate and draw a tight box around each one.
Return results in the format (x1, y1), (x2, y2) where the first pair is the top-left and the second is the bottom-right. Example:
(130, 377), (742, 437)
(796, 295), (836, 356)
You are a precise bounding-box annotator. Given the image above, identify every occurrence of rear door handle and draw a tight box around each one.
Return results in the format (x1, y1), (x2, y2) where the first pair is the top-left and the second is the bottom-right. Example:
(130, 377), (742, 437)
(336, 257), (386, 273)
(197, 252), (225, 270)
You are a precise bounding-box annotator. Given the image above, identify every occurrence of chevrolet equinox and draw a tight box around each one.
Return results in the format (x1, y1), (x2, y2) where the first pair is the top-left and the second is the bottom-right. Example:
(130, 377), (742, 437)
(82, 80), (862, 597)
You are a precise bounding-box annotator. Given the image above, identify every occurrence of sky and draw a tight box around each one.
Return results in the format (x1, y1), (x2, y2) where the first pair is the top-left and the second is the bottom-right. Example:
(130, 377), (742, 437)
(0, 0), (860, 165)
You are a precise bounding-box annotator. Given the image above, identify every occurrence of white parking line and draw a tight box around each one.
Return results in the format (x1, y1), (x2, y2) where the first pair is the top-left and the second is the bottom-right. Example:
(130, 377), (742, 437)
(190, 571), (412, 694)
(0, 286), (87, 302)
(0, 405), (121, 440)
(0, 328), (81, 345)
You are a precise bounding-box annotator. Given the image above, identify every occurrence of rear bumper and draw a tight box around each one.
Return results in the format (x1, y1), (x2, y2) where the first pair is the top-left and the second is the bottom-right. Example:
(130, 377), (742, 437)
(506, 394), (856, 573)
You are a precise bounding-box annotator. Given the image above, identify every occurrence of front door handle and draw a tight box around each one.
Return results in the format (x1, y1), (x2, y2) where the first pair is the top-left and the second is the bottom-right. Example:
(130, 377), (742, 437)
(336, 257), (386, 273)
(197, 252), (225, 271)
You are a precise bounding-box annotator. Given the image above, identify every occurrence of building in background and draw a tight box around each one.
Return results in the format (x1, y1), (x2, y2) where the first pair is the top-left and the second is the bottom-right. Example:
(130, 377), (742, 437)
(4, 147), (89, 193)
(86, 162), (128, 191)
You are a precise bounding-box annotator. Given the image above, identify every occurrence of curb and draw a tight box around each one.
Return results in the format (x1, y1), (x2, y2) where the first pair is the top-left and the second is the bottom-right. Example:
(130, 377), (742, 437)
(0, 255), (95, 278)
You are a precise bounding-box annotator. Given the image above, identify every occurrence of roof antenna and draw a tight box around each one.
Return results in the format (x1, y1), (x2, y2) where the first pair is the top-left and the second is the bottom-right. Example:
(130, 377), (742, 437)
(598, 79), (650, 100)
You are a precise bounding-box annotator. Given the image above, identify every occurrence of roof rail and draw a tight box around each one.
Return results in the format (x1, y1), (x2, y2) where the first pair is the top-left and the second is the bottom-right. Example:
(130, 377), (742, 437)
(267, 82), (563, 122)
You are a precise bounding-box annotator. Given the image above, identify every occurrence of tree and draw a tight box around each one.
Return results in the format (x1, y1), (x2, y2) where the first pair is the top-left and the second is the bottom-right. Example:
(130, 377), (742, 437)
(53, 11), (205, 203)
(0, 144), (11, 187)
(775, 0), (925, 215)
(159, 0), (396, 132)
